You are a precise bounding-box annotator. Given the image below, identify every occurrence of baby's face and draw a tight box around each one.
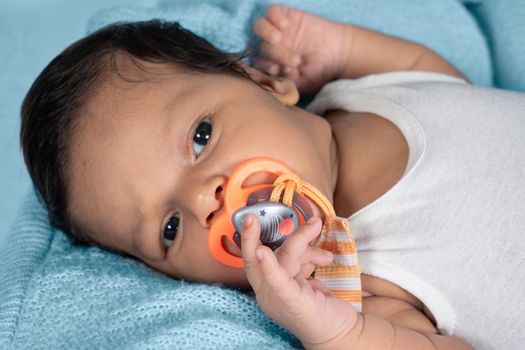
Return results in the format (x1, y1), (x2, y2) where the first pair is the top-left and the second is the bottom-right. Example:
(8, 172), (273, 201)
(68, 57), (335, 289)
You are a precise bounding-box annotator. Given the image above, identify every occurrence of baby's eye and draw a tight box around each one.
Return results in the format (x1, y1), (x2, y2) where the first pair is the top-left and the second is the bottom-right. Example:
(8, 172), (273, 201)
(192, 119), (212, 157)
(163, 213), (180, 248)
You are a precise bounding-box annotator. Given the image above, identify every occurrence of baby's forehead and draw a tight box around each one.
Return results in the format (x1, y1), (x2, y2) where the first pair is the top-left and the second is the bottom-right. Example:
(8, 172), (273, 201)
(105, 52), (186, 81)
(74, 74), (188, 173)
(82, 57), (190, 112)
(82, 62), (185, 125)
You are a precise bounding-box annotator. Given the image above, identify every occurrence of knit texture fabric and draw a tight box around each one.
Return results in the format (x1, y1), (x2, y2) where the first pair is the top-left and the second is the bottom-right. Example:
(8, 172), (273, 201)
(0, 190), (300, 349)
(315, 217), (362, 312)
(1, 0), (492, 348)
(86, 0), (491, 86)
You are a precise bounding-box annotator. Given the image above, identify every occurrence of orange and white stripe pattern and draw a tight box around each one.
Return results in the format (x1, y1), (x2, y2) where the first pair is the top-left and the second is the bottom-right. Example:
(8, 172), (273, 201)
(314, 217), (362, 312)
(270, 173), (362, 312)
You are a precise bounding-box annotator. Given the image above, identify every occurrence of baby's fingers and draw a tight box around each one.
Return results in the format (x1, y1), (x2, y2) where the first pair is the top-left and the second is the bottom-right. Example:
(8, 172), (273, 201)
(307, 277), (331, 295)
(255, 245), (299, 298)
(279, 244), (333, 278)
(253, 58), (299, 80)
(259, 41), (301, 68)
(253, 17), (282, 45)
(299, 246), (334, 278)
(304, 246), (334, 267)
(278, 216), (323, 257)
(276, 217), (327, 275)
(253, 58), (281, 76)
(266, 4), (291, 29)
(241, 214), (264, 289)
(241, 214), (299, 295)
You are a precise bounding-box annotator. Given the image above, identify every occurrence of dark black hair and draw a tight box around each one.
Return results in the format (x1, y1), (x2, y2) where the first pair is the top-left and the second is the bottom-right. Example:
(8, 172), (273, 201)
(20, 19), (255, 245)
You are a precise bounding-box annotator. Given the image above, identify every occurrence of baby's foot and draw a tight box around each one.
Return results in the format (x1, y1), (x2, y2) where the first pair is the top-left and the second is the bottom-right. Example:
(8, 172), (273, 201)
(253, 4), (351, 96)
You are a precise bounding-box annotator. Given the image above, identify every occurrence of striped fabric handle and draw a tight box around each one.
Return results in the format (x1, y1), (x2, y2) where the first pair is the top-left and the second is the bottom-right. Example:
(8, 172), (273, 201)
(270, 174), (362, 312)
(314, 217), (362, 312)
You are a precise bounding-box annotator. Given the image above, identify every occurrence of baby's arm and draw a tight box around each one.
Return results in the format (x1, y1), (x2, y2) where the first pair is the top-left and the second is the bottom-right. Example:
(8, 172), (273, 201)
(339, 24), (466, 80)
(327, 312), (473, 350)
(253, 4), (466, 96)
(240, 215), (473, 349)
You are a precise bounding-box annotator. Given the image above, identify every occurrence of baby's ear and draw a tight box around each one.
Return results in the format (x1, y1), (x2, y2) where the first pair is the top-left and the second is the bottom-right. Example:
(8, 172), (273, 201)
(241, 64), (299, 106)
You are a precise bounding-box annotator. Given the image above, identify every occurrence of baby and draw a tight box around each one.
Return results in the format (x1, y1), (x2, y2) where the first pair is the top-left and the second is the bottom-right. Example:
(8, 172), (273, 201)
(20, 4), (525, 350)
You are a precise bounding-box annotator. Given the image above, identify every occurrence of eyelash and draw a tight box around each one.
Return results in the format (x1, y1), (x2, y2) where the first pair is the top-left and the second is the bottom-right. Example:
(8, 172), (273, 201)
(162, 213), (180, 248)
(188, 114), (213, 159)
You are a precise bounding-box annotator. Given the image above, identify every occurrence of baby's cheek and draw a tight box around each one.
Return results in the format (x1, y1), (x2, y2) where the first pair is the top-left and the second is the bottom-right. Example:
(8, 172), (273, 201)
(161, 233), (248, 288)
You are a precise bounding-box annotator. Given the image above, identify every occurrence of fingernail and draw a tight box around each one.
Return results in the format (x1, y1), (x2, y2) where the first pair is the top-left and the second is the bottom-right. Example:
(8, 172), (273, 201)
(244, 215), (253, 227)
(283, 66), (292, 74)
(256, 248), (264, 261)
(324, 250), (333, 258)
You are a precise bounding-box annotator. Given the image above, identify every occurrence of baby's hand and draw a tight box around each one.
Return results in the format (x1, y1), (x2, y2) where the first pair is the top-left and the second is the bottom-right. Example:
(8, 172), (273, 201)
(253, 4), (352, 96)
(241, 215), (359, 348)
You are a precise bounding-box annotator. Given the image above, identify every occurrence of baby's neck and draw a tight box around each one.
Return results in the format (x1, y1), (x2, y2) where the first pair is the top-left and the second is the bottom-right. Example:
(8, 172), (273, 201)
(326, 110), (409, 218)
(303, 121), (340, 222)
(287, 105), (340, 219)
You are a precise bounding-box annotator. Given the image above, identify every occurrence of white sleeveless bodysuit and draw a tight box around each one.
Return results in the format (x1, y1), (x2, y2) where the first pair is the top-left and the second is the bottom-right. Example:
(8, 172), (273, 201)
(307, 72), (525, 350)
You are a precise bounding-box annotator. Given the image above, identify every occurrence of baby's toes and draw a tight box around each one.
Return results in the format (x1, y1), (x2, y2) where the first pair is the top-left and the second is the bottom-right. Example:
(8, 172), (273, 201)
(266, 3), (290, 29)
(253, 17), (282, 45)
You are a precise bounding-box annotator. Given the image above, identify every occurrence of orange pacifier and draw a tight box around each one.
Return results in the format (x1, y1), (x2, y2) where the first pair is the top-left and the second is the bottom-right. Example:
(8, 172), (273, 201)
(208, 158), (313, 268)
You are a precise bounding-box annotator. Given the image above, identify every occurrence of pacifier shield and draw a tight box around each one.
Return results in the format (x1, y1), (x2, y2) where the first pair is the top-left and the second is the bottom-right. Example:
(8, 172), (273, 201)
(208, 158), (294, 268)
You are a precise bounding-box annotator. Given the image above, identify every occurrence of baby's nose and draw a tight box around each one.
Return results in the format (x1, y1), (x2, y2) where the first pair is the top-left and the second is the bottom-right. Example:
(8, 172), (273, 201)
(205, 185), (224, 227)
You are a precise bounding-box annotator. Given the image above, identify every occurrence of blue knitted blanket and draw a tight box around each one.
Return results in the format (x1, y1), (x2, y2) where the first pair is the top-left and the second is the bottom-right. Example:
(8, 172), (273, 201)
(0, 1), (492, 348)
(0, 191), (299, 349)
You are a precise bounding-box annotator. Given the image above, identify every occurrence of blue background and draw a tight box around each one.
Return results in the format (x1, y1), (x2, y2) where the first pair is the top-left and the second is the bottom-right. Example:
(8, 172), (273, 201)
(0, 1), (153, 246)
(1, 0), (523, 248)
(1, 1), (524, 348)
